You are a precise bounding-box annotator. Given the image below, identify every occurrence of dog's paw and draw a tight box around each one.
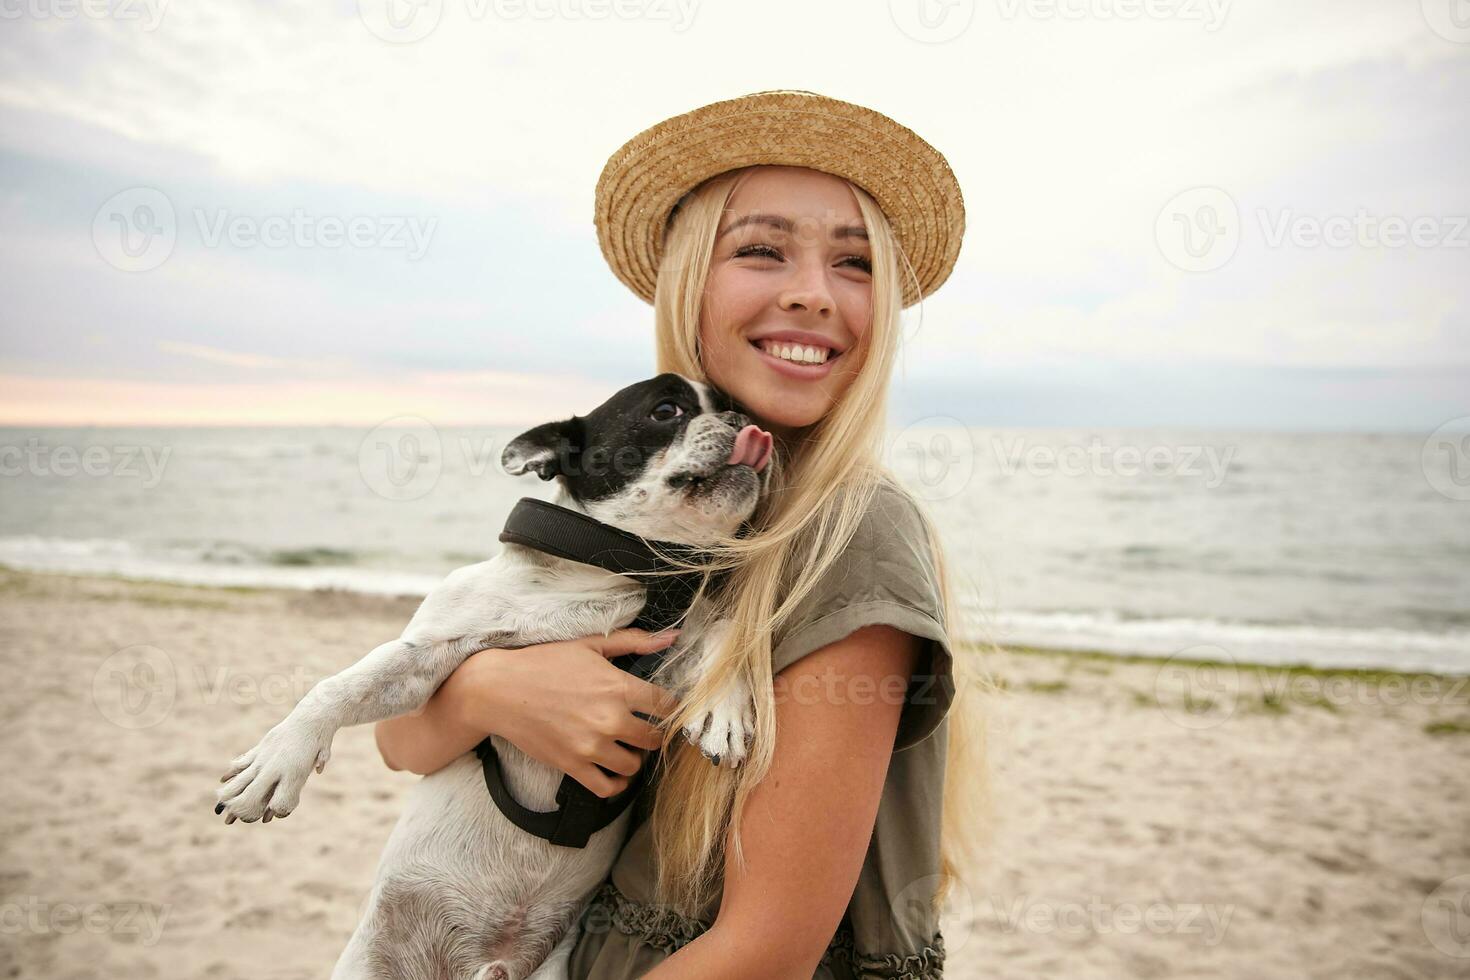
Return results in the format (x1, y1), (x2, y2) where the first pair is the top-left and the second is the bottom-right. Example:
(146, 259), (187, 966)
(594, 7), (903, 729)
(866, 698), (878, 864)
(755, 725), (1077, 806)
(215, 720), (331, 824)
(681, 680), (754, 769)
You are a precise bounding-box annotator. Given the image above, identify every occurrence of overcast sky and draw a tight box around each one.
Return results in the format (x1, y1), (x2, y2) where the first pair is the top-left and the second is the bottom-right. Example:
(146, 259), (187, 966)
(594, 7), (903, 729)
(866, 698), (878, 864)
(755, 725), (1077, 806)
(0, 0), (1466, 429)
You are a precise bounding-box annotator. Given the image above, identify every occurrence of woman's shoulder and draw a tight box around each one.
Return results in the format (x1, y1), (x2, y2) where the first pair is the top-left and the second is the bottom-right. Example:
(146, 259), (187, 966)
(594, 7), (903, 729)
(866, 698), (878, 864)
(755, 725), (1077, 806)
(804, 476), (941, 616)
(857, 475), (940, 578)
(772, 476), (946, 668)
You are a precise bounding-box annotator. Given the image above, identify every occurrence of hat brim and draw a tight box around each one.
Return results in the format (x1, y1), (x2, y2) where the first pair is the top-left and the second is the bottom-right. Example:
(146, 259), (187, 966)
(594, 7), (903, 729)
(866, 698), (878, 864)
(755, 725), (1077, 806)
(594, 89), (964, 310)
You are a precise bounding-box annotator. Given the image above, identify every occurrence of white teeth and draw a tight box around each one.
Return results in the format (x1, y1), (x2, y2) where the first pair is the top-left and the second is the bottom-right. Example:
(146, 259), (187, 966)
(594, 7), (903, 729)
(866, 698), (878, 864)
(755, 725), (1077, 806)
(759, 340), (831, 365)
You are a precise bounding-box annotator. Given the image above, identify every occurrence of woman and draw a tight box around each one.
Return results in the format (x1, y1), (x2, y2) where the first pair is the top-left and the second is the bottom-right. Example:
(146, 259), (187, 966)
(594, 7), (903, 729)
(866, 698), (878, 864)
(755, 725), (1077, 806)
(374, 90), (994, 979)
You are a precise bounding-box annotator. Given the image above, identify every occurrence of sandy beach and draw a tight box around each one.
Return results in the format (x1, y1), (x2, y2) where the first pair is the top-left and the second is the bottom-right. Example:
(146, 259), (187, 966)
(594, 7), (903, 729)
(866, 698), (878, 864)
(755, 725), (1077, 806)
(1, 567), (1467, 979)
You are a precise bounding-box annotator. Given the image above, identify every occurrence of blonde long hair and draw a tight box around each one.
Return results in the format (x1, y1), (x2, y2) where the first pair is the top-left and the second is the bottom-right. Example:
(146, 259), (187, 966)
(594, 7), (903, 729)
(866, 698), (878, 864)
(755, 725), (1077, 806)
(638, 166), (1000, 924)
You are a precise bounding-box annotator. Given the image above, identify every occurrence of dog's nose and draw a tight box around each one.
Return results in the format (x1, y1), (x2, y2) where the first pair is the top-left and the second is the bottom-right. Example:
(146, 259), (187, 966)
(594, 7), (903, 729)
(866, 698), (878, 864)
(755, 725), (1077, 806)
(720, 410), (750, 430)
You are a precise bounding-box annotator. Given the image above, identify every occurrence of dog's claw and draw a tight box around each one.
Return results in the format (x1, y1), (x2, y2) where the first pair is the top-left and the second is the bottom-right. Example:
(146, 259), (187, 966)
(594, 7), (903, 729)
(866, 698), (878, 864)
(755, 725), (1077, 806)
(681, 684), (755, 770)
(213, 722), (329, 825)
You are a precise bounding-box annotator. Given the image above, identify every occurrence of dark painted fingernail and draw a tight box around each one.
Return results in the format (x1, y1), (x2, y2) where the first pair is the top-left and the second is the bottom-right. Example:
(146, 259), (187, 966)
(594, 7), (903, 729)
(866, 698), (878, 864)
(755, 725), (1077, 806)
(215, 803), (224, 814)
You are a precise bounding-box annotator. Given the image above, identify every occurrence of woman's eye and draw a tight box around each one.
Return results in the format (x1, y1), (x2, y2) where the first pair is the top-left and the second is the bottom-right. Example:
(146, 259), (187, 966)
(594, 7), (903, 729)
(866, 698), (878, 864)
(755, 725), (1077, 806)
(734, 244), (871, 273)
(650, 401), (684, 422)
(733, 244), (782, 260)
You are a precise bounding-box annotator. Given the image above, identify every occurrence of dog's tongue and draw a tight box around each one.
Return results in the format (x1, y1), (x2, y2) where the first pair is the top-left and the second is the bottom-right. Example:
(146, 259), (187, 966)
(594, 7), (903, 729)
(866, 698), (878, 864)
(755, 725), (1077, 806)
(728, 424), (773, 473)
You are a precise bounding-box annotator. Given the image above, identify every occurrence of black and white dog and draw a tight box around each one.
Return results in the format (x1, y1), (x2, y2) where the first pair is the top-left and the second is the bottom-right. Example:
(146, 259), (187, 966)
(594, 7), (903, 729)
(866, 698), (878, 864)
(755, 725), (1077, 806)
(213, 373), (774, 980)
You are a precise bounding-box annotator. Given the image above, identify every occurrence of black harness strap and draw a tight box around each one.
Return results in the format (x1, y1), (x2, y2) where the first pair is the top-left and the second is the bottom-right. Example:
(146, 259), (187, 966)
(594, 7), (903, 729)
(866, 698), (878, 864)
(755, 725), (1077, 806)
(476, 497), (726, 848)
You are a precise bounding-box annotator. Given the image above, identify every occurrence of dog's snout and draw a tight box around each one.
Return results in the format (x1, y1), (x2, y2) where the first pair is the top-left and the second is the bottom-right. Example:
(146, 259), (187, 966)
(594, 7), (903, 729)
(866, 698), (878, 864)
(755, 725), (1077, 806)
(720, 410), (750, 430)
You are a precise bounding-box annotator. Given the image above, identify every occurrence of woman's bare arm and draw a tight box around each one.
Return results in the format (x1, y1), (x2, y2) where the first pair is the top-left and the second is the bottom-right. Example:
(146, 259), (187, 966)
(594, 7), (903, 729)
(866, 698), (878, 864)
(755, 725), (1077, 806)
(375, 648), (504, 775)
(641, 623), (922, 978)
(372, 629), (683, 794)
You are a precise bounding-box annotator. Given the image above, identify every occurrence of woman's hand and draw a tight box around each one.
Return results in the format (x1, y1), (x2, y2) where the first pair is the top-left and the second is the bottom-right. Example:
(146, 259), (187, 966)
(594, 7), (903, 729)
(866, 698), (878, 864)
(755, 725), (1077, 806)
(373, 628), (683, 798)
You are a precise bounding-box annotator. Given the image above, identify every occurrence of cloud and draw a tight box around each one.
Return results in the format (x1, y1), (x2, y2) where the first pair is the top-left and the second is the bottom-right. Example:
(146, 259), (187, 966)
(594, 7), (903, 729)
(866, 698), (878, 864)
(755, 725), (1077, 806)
(157, 341), (287, 369)
(0, 0), (1465, 426)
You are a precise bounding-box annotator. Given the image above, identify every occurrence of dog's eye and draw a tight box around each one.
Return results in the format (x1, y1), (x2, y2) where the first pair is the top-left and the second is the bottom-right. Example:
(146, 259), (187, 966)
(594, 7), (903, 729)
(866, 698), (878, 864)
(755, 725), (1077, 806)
(650, 401), (684, 422)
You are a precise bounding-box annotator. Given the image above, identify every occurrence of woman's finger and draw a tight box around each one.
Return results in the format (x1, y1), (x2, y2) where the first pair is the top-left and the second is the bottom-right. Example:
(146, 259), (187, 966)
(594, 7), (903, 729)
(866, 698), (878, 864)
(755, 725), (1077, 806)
(621, 676), (682, 721)
(591, 627), (681, 659)
(593, 741), (645, 777)
(576, 765), (629, 800)
(615, 717), (667, 752)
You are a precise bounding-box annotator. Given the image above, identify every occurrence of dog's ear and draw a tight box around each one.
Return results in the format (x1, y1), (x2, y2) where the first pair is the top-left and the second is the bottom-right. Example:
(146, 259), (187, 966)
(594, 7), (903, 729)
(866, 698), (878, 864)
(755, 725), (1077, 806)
(502, 416), (583, 481)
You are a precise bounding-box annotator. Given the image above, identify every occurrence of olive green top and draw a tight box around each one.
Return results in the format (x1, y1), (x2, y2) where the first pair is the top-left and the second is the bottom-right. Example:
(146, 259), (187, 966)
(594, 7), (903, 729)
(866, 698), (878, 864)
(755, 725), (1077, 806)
(569, 479), (955, 979)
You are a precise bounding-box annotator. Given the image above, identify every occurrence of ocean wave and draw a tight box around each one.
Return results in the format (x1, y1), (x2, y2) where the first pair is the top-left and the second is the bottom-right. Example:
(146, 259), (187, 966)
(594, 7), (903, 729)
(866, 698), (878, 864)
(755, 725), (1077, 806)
(0, 536), (438, 596)
(1, 535), (1465, 675)
(964, 606), (1470, 675)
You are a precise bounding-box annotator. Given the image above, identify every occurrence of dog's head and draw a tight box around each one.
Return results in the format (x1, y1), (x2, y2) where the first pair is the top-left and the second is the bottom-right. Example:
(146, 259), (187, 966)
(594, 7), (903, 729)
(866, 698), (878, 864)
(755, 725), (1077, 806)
(502, 373), (774, 546)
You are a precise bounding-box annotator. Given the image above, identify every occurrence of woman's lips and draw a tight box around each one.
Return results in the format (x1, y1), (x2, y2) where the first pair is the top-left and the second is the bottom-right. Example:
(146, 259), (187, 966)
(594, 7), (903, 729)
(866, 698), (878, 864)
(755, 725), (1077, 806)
(749, 340), (838, 380)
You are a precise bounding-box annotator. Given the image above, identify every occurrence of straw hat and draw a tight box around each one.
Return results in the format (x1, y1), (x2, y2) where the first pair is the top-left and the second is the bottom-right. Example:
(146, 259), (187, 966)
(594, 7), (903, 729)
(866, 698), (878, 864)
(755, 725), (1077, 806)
(594, 89), (965, 309)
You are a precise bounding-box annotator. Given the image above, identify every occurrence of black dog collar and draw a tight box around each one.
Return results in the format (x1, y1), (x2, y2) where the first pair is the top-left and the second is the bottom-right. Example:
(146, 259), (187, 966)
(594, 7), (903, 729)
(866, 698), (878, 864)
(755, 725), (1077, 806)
(496, 496), (714, 633)
(478, 497), (730, 848)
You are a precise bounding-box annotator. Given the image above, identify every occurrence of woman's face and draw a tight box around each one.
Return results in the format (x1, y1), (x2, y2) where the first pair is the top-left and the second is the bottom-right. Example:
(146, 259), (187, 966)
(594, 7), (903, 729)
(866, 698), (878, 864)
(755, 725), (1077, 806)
(697, 166), (873, 445)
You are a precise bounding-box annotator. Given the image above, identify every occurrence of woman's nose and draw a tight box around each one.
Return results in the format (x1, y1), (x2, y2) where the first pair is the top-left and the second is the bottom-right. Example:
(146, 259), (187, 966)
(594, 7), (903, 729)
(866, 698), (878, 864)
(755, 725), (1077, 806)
(777, 260), (835, 316)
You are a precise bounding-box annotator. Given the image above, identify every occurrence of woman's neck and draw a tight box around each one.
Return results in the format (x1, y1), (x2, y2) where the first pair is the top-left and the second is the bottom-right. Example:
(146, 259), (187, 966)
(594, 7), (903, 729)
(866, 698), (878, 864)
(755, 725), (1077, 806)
(766, 423), (806, 460)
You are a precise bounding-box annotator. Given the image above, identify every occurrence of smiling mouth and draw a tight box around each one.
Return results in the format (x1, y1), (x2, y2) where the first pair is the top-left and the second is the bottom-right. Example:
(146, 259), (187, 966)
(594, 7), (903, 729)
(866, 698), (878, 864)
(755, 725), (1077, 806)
(749, 339), (844, 366)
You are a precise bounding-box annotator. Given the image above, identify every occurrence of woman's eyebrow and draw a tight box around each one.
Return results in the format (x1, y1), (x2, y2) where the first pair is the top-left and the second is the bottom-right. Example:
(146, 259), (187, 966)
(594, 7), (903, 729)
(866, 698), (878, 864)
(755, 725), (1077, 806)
(717, 213), (869, 242)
